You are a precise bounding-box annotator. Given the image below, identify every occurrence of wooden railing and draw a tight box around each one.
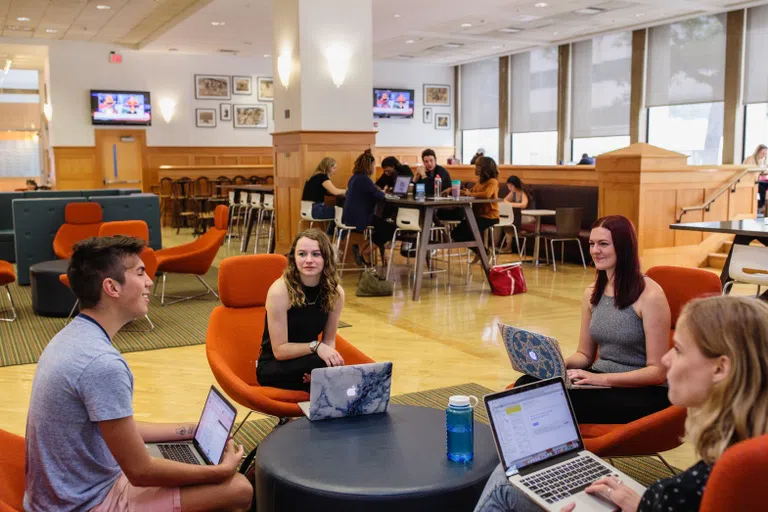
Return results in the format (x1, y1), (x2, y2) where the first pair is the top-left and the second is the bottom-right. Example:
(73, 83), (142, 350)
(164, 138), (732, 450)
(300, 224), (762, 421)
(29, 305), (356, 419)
(677, 167), (763, 222)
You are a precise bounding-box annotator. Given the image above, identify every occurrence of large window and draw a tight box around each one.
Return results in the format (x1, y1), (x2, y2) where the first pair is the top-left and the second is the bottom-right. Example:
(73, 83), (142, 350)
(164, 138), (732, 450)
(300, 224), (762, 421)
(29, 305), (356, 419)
(648, 103), (724, 164)
(571, 33), (631, 160)
(511, 132), (558, 165)
(0, 132), (41, 177)
(744, 104), (768, 160)
(646, 14), (726, 164)
(572, 136), (630, 161)
(744, 6), (768, 160)
(510, 47), (558, 164)
(460, 58), (499, 161)
(462, 129), (499, 164)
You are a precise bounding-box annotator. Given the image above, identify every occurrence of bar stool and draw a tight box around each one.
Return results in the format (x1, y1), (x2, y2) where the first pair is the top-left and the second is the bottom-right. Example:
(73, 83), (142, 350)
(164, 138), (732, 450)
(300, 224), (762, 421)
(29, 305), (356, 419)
(332, 206), (372, 276)
(242, 192), (263, 252)
(298, 200), (333, 233)
(490, 202), (523, 265)
(254, 194), (275, 253)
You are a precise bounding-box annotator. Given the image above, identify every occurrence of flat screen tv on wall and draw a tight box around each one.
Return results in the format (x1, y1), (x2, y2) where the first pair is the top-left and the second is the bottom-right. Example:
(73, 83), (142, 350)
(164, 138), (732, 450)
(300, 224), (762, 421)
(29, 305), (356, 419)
(373, 88), (414, 118)
(90, 90), (152, 126)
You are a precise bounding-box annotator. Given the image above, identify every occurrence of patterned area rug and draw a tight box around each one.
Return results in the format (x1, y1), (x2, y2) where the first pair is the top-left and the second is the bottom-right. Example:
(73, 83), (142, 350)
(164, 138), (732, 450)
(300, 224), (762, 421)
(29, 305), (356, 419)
(0, 267), (222, 367)
(235, 383), (681, 487)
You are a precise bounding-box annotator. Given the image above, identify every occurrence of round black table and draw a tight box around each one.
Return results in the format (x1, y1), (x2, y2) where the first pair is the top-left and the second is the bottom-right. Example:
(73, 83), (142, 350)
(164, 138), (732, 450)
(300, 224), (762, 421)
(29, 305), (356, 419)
(29, 259), (77, 317)
(254, 404), (499, 512)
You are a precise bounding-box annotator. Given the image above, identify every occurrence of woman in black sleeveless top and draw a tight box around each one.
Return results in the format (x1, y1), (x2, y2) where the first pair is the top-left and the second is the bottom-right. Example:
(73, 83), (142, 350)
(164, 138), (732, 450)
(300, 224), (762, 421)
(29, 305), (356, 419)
(256, 229), (345, 391)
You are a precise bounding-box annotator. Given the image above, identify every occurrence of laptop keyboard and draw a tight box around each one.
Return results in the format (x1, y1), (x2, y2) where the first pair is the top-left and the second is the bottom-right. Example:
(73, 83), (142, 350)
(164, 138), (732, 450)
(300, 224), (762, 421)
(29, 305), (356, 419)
(157, 444), (201, 465)
(520, 455), (615, 504)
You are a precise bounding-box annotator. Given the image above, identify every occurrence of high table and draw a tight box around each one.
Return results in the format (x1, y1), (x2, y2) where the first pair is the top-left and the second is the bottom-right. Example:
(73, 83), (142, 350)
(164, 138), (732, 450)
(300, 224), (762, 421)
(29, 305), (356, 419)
(669, 219), (768, 287)
(386, 196), (497, 301)
(219, 184), (275, 252)
(254, 405), (498, 512)
(521, 209), (556, 265)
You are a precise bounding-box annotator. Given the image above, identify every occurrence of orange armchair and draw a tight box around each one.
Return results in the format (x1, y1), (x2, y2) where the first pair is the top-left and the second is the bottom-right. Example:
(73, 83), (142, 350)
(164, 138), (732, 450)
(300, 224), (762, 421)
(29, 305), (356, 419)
(52, 202), (103, 259)
(0, 429), (25, 511)
(155, 205), (228, 305)
(700, 434), (768, 511)
(206, 254), (374, 422)
(577, 266), (722, 464)
(0, 261), (16, 322)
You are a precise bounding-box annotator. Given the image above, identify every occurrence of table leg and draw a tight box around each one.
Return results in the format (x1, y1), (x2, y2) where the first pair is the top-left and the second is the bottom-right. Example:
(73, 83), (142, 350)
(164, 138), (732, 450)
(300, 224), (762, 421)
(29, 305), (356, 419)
(412, 207), (434, 301)
(463, 204), (492, 283)
(243, 211), (256, 252)
(532, 218), (543, 265)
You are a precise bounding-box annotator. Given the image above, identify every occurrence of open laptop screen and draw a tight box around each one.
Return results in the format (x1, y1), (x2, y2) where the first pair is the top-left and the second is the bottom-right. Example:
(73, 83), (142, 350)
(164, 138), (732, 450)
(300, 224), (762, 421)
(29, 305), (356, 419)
(486, 380), (582, 476)
(393, 175), (411, 195)
(193, 387), (237, 464)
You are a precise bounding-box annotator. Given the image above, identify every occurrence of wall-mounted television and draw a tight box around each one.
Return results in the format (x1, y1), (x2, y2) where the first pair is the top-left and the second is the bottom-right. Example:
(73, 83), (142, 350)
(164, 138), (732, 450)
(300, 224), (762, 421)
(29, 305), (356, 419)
(373, 88), (414, 118)
(90, 90), (152, 126)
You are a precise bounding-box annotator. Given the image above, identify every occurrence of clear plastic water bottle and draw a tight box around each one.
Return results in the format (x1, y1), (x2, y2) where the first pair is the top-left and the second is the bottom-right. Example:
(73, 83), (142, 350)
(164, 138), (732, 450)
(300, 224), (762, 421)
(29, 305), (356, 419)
(434, 174), (442, 198)
(446, 395), (478, 463)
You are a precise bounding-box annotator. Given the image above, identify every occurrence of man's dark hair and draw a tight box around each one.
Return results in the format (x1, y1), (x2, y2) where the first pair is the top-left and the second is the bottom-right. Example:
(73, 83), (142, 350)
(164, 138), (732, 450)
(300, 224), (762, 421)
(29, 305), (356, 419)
(67, 236), (146, 309)
(381, 156), (401, 169)
(582, 153), (589, 159)
(26, 179), (38, 189)
(421, 148), (436, 160)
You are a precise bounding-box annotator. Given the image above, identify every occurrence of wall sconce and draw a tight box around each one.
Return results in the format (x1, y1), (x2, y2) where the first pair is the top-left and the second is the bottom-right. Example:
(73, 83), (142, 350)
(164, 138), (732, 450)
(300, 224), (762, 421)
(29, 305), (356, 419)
(277, 52), (292, 88)
(159, 98), (176, 123)
(325, 45), (349, 88)
(43, 103), (52, 122)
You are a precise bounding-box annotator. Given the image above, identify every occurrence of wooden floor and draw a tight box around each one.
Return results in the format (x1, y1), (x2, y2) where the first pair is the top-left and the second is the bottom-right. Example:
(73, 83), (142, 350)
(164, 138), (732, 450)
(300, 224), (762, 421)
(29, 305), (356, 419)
(6, 226), (753, 471)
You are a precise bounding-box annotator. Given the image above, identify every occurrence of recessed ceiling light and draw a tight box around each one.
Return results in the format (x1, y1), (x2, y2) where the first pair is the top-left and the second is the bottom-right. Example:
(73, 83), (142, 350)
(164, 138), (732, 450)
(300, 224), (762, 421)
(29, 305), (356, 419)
(499, 27), (522, 33)
(534, 2), (548, 7)
(461, 23), (472, 28)
(635, 12), (645, 17)
(442, 42), (464, 49)
(405, 39), (414, 44)
(393, 14), (401, 18)
(491, 45), (503, 49)
(45, 28), (57, 33)
(96, 4), (111, 9)
(574, 7), (605, 15)
(17, 16), (30, 22)
(553, 31), (559, 35)
(210, 21), (225, 26)
(263, 53), (271, 58)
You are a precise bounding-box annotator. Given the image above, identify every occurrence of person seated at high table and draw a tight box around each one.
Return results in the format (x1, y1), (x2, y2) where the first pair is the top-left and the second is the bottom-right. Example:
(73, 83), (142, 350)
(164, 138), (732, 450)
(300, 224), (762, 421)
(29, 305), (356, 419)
(342, 149), (396, 265)
(744, 144), (768, 215)
(449, 156), (500, 264)
(376, 156), (414, 192)
(497, 175), (534, 253)
(24, 236), (252, 512)
(413, 148), (452, 197)
(475, 294), (768, 512)
(256, 229), (345, 392)
(302, 157), (346, 221)
(515, 214), (672, 424)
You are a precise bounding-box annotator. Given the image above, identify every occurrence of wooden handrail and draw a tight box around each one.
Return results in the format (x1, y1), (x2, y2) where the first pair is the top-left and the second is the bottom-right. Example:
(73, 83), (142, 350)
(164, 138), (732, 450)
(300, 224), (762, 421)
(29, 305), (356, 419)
(677, 167), (763, 222)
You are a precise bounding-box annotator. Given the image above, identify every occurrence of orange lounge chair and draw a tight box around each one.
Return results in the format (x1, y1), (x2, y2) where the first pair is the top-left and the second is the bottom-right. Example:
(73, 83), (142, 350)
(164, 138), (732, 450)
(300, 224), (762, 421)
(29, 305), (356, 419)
(206, 253), (374, 428)
(0, 261), (16, 322)
(700, 434), (768, 511)
(155, 205), (228, 305)
(0, 429), (25, 511)
(52, 203), (103, 259)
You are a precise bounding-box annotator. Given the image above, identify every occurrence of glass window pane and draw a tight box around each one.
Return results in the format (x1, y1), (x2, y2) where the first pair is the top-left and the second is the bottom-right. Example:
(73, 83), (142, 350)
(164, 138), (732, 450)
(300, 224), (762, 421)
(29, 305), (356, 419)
(572, 136), (630, 162)
(647, 102), (724, 164)
(744, 103), (768, 161)
(461, 59), (499, 130)
(0, 132), (41, 177)
(462, 129), (499, 164)
(511, 131), (557, 165)
(511, 48), (558, 133)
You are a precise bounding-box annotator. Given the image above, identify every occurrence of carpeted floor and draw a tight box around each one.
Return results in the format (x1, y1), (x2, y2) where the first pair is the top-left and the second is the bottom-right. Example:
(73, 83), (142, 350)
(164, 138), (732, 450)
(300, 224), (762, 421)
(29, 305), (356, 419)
(235, 383), (681, 487)
(0, 268), (222, 367)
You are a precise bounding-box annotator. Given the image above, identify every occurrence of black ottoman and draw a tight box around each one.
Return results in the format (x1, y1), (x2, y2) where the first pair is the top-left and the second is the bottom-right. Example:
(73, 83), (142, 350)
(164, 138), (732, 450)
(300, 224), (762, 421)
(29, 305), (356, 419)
(255, 404), (499, 512)
(30, 259), (77, 317)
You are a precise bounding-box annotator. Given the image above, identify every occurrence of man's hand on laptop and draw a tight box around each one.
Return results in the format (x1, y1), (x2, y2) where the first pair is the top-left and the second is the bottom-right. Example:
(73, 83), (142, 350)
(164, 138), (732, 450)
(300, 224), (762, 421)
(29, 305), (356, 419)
(567, 369), (609, 387)
(219, 439), (245, 475)
(558, 476), (641, 512)
(317, 343), (344, 367)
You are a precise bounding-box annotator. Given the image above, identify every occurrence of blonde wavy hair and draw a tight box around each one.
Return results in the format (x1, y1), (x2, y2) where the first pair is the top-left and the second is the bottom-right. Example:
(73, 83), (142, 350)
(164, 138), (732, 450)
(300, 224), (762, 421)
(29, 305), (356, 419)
(283, 228), (340, 313)
(313, 157), (337, 176)
(679, 296), (768, 464)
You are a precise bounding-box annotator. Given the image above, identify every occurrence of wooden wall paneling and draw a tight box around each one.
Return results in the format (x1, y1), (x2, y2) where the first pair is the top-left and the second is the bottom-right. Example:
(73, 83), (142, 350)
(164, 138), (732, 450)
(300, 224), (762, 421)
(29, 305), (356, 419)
(640, 188), (677, 250)
(374, 146), (455, 166)
(673, 189), (705, 246)
(600, 184), (639, 225)
(53, 147), (99, 190)
(274, 150), (301, 249)
(193, 155), (217, 166)
(729, 186), (755, 218)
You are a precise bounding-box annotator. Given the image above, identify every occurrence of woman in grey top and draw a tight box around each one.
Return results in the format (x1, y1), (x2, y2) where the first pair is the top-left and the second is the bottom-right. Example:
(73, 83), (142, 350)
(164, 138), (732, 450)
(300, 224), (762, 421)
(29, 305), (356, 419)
(516, 215), (671, 423)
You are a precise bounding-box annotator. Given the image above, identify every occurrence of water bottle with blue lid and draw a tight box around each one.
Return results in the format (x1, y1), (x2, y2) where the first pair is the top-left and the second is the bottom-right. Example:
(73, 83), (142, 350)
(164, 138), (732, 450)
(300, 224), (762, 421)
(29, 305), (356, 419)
(446, 394), (478, 463)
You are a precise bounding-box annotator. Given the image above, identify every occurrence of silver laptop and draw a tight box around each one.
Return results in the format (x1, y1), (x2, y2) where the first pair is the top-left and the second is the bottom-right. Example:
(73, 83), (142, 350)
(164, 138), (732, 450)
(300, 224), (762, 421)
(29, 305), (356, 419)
(392, 175), (411, 197)
(146, 386), (237, 465)
(498, 323), (609, 390)
(485, 378), (645, 511)
(298, 362), (393, 421)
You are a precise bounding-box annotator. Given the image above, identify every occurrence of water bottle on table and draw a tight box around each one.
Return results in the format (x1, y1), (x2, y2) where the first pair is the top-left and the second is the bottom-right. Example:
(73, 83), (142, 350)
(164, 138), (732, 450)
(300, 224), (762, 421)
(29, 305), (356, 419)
(434, 175), (442, 197)
(446, 395), (478, 463)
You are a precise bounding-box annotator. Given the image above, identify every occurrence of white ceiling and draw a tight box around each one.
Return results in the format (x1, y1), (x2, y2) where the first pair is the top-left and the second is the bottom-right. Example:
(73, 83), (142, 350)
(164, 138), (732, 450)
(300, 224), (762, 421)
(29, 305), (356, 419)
(5, 0), (768, 65)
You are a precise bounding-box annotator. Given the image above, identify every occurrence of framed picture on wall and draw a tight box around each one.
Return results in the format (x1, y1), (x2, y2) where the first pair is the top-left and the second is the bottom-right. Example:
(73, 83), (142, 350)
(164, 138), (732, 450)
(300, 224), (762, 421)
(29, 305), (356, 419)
(257, 77), (274, 101)
(423, 107), (432, 124)
(234, 104), (268, 128)
(196, 108), (217, 128)
(220, 103), (232, 121)
(423, 84), (451, 106)
(233, 76), (252, 95)
(435, 113), (451, 130)
(195, 74), (231, 100)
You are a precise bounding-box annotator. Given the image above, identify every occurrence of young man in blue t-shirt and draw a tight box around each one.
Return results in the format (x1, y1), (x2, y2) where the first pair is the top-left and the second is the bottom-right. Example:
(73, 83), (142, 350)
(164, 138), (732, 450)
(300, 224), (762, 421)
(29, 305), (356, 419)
(24, 236), (252, 511)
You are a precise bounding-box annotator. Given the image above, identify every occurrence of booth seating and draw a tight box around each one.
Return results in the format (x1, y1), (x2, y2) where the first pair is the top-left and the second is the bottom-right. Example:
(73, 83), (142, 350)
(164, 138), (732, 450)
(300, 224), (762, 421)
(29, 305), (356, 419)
(0, 189), (140, 263)
(12, 194), (160, 286)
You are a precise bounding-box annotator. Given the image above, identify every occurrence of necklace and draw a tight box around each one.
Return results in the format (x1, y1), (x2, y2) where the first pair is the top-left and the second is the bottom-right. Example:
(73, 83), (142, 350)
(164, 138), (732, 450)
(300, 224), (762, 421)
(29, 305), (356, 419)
(304, 287), (321, 306)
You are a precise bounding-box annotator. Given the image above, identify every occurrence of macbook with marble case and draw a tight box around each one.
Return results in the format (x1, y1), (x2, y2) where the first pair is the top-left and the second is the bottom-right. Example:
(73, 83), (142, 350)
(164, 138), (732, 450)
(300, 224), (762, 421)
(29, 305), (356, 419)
(298, 362), (393, 421)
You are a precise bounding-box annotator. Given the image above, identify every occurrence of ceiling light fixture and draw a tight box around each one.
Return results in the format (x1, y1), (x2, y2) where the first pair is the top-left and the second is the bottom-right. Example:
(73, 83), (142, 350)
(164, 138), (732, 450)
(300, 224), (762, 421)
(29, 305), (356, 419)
(405, 39), (414, 44)
(574, 7), (605, 15)
(210, 21), (225, 26)
(17, 16), (30, 22)
(45, 28), (57, 33)
(442, 43), (464, 48)
(96, 4), (111, 9)
(492, 45), (503, 49)
(394, 13), (401, 18)
(263, 53), (271, 58)
(499, 27), (522, 33)
(461, 23), (472, 28)
(635, 13), (645, 17)
(534, 2), (548, 7)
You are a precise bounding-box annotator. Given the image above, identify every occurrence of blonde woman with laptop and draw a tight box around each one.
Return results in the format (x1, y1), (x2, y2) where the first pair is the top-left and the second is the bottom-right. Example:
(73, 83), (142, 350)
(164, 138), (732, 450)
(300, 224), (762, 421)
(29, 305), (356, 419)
(475, 295), (768, 512)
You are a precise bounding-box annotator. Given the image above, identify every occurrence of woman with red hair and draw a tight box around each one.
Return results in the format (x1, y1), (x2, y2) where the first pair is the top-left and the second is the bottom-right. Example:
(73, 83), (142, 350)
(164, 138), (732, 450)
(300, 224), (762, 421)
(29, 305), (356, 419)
(516, 215), (673, 423)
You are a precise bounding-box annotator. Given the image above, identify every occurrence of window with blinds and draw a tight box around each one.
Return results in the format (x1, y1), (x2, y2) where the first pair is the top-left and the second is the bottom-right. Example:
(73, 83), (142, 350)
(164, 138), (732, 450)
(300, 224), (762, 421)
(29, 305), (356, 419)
(510, 47), (558, 134)
(460, 58), (499, 131)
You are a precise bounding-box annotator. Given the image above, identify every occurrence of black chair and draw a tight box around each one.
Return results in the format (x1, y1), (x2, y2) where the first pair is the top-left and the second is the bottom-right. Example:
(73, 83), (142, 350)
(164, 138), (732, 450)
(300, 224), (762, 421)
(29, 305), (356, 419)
(541, 207), (587, 272)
